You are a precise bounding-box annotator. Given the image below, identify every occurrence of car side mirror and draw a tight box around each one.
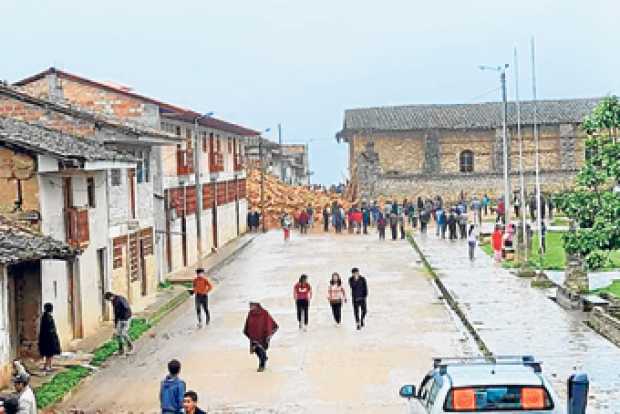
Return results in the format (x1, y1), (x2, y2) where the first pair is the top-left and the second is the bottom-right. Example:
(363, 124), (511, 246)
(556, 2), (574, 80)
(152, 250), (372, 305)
(399, 384), (417, 399)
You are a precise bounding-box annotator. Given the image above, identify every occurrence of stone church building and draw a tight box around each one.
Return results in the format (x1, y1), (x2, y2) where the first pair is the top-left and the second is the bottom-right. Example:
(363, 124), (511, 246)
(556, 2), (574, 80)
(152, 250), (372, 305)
(337, 98), (600, 202)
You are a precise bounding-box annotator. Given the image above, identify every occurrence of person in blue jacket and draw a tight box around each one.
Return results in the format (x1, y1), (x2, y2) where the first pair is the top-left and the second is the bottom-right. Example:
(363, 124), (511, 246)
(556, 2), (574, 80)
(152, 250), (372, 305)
(160, 359), (186, 413)
(437, 208), (447, 239)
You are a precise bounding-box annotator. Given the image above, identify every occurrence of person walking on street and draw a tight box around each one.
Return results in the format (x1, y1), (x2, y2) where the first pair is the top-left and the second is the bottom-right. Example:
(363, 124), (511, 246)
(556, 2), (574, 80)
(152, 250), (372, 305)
(327, 273), (347, 325)
(13, 373), (36, 414)
(389, 211), (398, 240)
(496, 198), (505, 224)
(471, 196), (482, 225)
(243, 302), (279, 372)
(193, 268), (213, 328)
(298, 209), (309, 234)
(436, 208), (447, 239)
(293, 274), (312, 331)
(307, 204), (314, 228)
(482, 194), (490, 216)
(377, 213), (386, 240)
(104, 292), (133, 356)
(541, 220), (547, 254)
(281, 212), (292, 241)
(322, 205), (330, 232)
(183, 391), (206, 414)
(435, 207), (444, 237)
(160, 359), (186, 414)
(458, 210), (468, 239)
(399, 210), (406, 239)
(419, 208), (430, 234)
(362, 207), (370, 234)
(513, 193), (521, 218)
(447, 210), (457, 241)
(467, 224), (477, 260)
(38, 303), (61, 372)
(349, 268), (368, 330)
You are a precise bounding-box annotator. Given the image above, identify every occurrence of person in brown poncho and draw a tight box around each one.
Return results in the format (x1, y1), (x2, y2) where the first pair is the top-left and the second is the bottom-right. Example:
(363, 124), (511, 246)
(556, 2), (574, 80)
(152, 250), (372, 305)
(243, 302), (278, 372)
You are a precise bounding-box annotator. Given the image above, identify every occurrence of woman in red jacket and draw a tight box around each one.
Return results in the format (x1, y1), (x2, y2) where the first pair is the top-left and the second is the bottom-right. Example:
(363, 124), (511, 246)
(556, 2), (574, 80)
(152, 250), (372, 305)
(491, 225), (504, 262)
(293, 274), (312, 331)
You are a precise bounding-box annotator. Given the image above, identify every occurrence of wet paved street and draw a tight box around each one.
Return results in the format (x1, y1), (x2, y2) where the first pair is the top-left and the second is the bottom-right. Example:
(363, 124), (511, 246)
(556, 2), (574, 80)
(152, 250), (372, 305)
(60, 231), (466, 413)
(414, 232), (620, 413)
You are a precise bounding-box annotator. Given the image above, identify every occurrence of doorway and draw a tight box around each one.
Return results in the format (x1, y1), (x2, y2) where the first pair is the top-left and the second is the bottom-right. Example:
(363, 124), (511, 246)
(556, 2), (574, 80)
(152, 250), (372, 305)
(8, 261), (42, 358)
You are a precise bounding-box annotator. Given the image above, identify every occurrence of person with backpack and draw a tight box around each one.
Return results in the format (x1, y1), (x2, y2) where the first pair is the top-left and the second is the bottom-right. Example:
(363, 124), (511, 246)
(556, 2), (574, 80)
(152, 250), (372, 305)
(327, 272), (347, 325)
(104, 292), (133, 356)
(349, 268), (368, 330)
(243, 302), (278, 372)
(160, 359), (186, 413)
(293, 274), (312, 331)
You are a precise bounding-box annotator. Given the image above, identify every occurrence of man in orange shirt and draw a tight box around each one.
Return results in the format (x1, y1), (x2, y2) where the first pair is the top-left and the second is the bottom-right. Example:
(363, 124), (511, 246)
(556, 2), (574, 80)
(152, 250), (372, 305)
(193, 268), (213, 328)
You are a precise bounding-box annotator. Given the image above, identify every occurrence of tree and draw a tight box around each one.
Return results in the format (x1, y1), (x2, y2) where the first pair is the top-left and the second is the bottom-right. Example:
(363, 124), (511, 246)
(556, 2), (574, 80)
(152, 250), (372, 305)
(555, 96), (620, 270)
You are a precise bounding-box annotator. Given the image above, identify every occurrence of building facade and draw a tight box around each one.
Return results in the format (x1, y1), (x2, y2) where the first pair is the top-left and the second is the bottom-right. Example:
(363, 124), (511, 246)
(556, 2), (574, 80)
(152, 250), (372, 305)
(0, 116), (135, 383)
(245, 137), (311, 185)
(0, 81), (181, 312)
(15, 68), (259, 277)
(337, 99), (600, 202)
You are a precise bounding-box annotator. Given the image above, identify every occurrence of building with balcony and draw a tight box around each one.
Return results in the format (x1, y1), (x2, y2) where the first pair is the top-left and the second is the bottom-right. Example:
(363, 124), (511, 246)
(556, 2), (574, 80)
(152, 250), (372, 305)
(0, 117), (135, 367)
(245, 137), (311, 185)
(14, 68), (259, 276)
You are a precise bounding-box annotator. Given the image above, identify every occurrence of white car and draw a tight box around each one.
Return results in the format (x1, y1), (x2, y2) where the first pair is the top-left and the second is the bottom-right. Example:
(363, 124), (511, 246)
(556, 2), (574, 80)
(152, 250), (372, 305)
(399, 356), (562, 413)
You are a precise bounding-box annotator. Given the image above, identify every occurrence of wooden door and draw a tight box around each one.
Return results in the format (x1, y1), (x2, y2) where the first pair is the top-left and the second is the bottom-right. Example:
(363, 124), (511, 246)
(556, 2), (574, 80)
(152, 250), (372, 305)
(128, 169), (136, 219)
(139, 240), (147, 296)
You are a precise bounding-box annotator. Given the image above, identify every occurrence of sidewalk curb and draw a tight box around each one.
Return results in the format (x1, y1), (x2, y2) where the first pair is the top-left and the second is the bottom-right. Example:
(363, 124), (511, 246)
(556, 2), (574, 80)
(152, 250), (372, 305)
(43, 237), (255, 410)
(407, 234), (493, 358)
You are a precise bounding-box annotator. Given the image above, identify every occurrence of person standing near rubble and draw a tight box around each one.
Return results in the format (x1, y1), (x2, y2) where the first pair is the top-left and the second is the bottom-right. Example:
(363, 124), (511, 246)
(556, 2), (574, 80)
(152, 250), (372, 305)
(377, 213), (386, 240)
(38, 303), (61, 372)
(281, 212), (292, 241)
(298, 208), (309, 234)
(104, 292), (134, 356)
(322, 204), (330, 232)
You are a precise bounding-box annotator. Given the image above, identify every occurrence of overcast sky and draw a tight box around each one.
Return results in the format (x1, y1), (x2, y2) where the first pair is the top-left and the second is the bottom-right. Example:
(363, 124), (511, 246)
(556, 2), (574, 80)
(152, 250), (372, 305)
(2, 0), (619, 184)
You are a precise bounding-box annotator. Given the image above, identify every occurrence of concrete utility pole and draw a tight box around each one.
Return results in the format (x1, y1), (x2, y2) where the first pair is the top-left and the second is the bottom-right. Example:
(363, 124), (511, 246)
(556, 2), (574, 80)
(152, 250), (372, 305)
(514, 46), (527, 261)
(259, 128), (271, 233)
(480, 64), (511, 225)
(193, 112), (214, 256)
(531, 37), (543, 259)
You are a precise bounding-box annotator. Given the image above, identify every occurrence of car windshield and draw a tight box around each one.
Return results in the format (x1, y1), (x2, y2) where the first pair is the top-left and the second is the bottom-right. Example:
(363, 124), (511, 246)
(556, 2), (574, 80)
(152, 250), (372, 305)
(445, 385), (554, 411)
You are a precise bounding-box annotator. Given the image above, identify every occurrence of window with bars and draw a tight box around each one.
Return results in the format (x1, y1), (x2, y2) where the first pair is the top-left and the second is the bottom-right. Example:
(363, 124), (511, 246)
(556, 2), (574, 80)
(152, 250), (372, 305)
(459, 150), (474, 173)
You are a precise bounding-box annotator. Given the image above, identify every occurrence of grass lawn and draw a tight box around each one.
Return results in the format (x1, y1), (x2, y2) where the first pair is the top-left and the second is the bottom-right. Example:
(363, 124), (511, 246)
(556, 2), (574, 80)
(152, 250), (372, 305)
(595, 280), (620, 298)
(550, 216), (570, 226)
(479, 231), (620, 270)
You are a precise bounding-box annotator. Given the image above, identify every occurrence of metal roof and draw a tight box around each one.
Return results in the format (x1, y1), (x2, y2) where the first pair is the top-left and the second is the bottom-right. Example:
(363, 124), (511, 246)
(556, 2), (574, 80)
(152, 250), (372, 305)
(0, 216), (76, 264)
(341, 98), (600, 132)
(0, 116), (135, 163)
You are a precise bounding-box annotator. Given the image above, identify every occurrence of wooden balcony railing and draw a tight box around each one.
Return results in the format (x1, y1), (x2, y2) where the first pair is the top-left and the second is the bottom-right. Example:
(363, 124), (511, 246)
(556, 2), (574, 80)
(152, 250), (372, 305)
(65, 207), (89, 249)
(209, 152), (224, 173)
(176, 149), (194, 175)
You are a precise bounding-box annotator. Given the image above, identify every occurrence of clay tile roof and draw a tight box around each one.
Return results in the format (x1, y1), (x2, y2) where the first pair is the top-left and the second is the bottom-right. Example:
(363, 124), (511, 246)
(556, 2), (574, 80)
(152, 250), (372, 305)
(0, 216), (76, 264)
(0, 117), (135, 162)
(0, 82), (180, 143)
(341, 98), (601, 132)
(161, 111), (260, 137)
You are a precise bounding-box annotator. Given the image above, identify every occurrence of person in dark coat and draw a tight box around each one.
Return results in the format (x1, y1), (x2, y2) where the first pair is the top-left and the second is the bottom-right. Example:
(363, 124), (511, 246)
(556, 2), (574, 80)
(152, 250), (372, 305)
(447, 210), (458, 240)
(104, 292), (134, 355)
(38, 302), (61, 372)
(243, 302), (278, 372)
(348, 268), (368, 330)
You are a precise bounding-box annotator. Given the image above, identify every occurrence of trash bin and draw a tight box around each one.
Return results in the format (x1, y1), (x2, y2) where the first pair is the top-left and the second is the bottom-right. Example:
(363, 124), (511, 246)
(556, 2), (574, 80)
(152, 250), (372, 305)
(567, 372), (589, 414)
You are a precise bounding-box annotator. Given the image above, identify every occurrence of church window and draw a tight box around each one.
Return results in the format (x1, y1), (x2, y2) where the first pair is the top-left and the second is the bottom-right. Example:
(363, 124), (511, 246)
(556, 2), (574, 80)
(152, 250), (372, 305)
(459, 150), (474, 172)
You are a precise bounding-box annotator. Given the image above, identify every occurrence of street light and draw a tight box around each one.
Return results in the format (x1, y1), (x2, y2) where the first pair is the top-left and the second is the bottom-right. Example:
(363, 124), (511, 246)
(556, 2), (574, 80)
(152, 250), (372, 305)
(193, 111), (214, 256)
(480, 63), (511, 226)
(259, 128), (271, 233)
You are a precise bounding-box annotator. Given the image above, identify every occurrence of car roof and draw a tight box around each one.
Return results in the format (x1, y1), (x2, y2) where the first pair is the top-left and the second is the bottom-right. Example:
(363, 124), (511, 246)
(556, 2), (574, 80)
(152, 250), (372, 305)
(443, 364), (545, 388)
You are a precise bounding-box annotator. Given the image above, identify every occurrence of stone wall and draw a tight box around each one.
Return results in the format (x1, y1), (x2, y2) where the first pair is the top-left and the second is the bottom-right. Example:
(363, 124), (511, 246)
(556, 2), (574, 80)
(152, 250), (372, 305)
(349, 123), (587, 202)
(588, 307), (620, 348)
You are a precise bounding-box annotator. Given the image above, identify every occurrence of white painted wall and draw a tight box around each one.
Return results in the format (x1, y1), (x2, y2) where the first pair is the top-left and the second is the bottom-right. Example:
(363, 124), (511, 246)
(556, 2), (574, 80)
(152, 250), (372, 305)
(217, 202), (238, 246)
(38, 172), (109, 338)
(40, 260), (72, 346)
